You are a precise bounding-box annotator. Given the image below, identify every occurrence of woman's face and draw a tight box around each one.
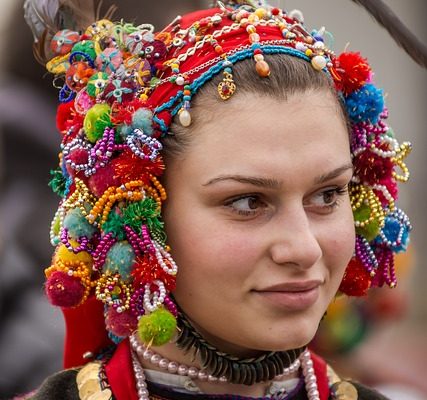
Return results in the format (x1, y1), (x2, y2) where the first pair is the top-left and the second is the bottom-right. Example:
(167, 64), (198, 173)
(162, 90), (355, 356)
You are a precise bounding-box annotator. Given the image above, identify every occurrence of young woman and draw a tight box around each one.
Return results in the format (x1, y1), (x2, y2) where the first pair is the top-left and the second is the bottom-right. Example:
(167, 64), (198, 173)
(22, 0), (421, 398)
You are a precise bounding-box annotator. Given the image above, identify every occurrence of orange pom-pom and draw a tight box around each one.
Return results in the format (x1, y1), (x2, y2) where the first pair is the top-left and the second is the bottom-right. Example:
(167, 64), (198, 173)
(339, 258), (372, 296)
(332, 52), (371, 95)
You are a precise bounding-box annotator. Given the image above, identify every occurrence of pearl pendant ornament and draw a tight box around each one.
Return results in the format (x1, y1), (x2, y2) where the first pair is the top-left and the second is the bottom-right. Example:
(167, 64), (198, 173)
(179, 109), (192, 127)
(311, 55), (327, 71)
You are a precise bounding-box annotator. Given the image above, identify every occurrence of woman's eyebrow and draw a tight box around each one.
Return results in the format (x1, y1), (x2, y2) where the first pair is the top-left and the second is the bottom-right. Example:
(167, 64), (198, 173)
(203, 175), (282, 189)
(203, 163), (353, 189)
(314, 163), (354, 184)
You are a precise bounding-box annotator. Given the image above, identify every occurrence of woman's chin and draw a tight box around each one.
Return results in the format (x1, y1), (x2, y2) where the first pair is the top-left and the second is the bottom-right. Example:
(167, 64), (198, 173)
(246, 318), (320, 353)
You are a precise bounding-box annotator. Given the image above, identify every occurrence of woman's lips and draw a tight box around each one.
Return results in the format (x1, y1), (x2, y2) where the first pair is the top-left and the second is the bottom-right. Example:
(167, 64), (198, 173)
(253, 280), (322, 311)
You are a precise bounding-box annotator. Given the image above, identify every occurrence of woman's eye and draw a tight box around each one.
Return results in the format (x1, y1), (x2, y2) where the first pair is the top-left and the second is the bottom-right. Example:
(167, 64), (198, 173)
(307, 186), (348, 212)
(225, 195), (267, 216)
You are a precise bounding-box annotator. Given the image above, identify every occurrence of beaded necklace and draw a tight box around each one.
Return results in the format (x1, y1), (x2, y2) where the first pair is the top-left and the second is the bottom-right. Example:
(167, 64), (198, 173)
(130, 334), (320, 400)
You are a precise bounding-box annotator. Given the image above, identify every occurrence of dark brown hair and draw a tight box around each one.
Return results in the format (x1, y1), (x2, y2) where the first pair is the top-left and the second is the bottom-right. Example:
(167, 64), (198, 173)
(162, 54), (347, 158)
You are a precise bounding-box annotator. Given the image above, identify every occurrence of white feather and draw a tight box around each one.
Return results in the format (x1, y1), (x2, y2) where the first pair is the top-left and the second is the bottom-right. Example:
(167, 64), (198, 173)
(23, 0), (60, 42)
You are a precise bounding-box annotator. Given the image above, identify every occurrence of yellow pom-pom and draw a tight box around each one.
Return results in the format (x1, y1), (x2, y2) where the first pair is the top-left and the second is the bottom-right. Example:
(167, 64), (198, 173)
(137, 308), (177, 346)
(84, 103), (111, 143)
(254, 8), (266, 19)
(55, 242), (93, 266)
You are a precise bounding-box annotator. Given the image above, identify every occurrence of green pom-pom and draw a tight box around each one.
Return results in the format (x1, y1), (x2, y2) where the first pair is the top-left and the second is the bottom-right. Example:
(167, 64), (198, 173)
(63, 208), (97, 239)
(123, 198), (161, 231)
(71, 40), (96, 61)
(103, 241), (135, 281)
(103, 212), (126, 240)
(354, 203), (381, 241)
(137, 308), (177, 346)
(84, 104), (112, 143)
(48, 168), (67, 197)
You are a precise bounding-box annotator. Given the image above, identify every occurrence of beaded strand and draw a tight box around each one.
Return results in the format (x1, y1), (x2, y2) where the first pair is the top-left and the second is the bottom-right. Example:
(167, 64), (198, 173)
(130, 333), (320, 400)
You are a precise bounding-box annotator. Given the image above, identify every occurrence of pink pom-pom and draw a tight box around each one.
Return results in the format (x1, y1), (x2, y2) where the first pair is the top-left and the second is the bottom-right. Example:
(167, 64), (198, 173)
(65, 149), (89, 178)
(375, 177), (398, 207)
(105, 307), (137, 337)
(45, 271), (85, 307)
(353, 145), (394, 185)
(88, 163), (120, 197)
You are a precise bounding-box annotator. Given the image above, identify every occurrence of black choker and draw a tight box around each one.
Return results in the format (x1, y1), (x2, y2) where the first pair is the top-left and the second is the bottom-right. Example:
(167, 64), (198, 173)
(175, 310), (305, 385)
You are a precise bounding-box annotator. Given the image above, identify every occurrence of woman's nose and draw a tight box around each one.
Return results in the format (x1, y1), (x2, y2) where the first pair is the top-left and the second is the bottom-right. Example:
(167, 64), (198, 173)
(268, 208), (322, 269)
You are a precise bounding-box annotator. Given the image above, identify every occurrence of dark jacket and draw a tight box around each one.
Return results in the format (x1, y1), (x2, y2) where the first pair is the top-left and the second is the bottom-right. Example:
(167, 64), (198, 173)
(22, 365), (389, 400)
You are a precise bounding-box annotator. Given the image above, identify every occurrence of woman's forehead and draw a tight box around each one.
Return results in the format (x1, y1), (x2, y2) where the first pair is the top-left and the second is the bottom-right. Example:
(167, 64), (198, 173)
(169, 92), (351, 187)
(190, 92), (348, 157)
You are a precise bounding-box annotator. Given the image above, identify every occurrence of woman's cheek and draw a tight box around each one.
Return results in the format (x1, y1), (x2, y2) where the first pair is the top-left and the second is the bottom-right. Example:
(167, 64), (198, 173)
(320, 214), (355, 280)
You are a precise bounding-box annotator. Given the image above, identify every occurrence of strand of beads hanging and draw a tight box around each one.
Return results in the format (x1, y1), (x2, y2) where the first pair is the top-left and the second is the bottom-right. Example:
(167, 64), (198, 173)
(130, 333), (302, 385)
(131, 350), (150, 400)
(175, 308), (305, 385)
(131, 333), (320, 400)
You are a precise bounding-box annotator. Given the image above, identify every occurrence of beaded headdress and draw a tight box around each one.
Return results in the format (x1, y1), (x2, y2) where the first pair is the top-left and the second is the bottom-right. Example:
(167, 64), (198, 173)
(25, 0), (411, 368)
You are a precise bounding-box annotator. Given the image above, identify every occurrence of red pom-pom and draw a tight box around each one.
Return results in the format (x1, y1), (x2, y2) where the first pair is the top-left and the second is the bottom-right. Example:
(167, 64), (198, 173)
(332, 52), (371, 95)
(88, 163), (121, 197)
(112, 149), (165, 184)
(339, 258), (372, 296)
(374, 177), (398, 207)
(56, 101), (83, 142)
(132, 254), (176, 291)
(111, 99), (146, 125)
(105, 307), (137, 337)
(57, 102), (75, 134)
(353, 144), (394, 185)
(144, 40), (167, 63)
(45, 271), (85, 307)
(65, 148), (89, 179)
(154, 110), (172, 129)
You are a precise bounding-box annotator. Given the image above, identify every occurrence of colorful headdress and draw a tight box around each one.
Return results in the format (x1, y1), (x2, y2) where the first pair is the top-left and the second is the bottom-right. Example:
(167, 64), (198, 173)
(25, 0), (411, 367)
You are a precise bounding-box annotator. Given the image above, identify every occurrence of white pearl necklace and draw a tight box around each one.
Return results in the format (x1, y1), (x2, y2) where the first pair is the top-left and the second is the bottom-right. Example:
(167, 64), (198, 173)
(130, 335), (319, 400)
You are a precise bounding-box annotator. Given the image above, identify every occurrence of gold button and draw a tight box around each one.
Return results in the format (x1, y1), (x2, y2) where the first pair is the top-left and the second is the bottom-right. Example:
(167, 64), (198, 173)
(87, 388), (113, 400)
(331, 381), (358, 400)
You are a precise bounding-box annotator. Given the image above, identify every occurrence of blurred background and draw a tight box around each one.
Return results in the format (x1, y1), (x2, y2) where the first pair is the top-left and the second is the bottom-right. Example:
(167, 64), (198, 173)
(0, 1), (425, 399)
